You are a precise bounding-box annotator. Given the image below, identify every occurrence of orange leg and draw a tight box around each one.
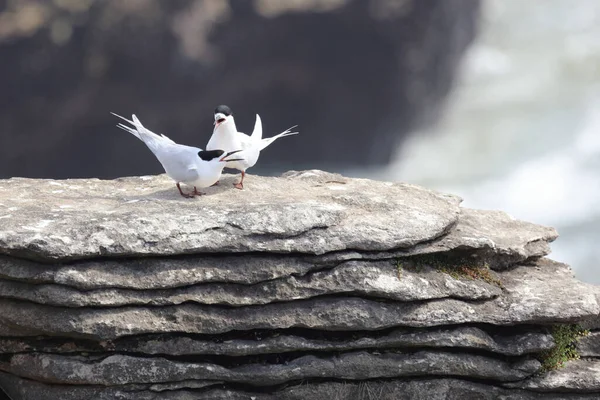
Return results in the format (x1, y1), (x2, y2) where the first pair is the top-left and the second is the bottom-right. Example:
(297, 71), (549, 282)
(233, 171), (245, 190)
(176, 183), (194, 198)
(192, 187), (205, 196)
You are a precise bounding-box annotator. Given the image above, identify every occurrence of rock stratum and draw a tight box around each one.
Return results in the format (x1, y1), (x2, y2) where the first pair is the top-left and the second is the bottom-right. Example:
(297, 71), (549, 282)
(0, 170), (598, 400)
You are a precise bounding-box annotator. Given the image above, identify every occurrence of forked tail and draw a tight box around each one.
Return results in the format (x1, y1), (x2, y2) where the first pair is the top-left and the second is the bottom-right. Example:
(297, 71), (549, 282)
(258, 125), (299, 151)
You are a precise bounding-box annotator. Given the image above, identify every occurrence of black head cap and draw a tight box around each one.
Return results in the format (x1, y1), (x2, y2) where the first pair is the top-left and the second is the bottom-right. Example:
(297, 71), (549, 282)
(214, 105), (232, 116)
(198, 149), (225, 161)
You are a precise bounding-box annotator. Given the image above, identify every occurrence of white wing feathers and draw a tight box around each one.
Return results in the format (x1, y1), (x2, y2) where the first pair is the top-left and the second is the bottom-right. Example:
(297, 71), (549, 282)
(250, 114), (263, 141)
(111, 112), (176, 155)
(112, 112), (211, 185)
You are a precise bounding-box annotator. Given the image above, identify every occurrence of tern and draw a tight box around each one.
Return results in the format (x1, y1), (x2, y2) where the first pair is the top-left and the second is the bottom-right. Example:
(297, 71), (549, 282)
(111, 112), (244, 198)
(206, 105), (298, 189)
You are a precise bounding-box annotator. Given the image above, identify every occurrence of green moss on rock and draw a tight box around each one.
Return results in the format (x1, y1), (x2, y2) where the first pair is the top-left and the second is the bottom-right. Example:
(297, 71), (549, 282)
(538, 324), (589, 372)
(396, 254), (503, 288)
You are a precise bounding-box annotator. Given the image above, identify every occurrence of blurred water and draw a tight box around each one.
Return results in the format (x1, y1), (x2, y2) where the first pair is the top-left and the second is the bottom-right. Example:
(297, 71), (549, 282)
(374, 0), (600, 283)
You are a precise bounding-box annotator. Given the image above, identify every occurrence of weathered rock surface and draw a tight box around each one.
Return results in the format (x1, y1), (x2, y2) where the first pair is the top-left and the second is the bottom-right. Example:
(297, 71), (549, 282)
(505, 359), (600, 393)
(0, 171), (596, 399)
(581, 288), (600, 330)
(0, 371), (224, 400)
(578, 331), (600, 357)
(2, 373), (599, 400)
(0, 207), (556, 299)
(311, 206), (557, 270)
(0, 351), (540, 386)
(408, 208), (558, 269)
(0, 326), (554, 357)
(0, 254), (321, 289)
(0, 259), (502, 307)
(0, 172), (462, 260)
(0, 259), (594, 339)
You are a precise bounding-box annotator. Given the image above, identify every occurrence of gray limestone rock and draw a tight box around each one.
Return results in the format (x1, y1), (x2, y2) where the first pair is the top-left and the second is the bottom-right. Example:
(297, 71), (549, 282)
(0, 371), (222, 400)
(0, 260), (501, 307)
(0, 351), (540, 386)
(146, 380), (222, 392)
(0, 326), (554, 357)
(0, 254), (320, 289)
(0, 172), (461, 261)
(314, 207), (558, 271)
(0, 172), (593, 399)
(411, 208), (558, 269)
(578, 331), (600, 357)
(0, 206), (558, 291)
(0, 260), (594, 339)
(581, 287), (600, 330)
(504, 359), (600, 393)
(263, 379), (600, 400)
(2, 373), (599, 400)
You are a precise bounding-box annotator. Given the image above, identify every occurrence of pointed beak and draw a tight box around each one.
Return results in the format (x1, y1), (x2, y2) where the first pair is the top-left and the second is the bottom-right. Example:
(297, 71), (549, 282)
(214, 119), (225, 130)
(219, 149), (244, 162)
(214, 113), (226, 129)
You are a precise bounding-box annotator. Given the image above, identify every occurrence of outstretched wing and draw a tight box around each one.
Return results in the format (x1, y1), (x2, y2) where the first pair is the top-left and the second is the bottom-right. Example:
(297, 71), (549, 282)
(250, 114), (263, 141)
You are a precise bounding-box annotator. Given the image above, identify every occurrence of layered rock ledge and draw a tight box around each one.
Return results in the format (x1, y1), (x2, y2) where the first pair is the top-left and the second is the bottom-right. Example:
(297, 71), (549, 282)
(0, 171), (598, 400)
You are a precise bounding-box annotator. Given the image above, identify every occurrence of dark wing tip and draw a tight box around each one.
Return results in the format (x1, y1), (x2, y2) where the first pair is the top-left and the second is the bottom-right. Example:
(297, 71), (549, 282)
(198, 149), (225, 161)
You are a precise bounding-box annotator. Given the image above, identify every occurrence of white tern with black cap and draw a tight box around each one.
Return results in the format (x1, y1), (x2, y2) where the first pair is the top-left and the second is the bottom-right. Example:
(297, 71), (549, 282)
(207, 105), (298, 189)
(111, 112), (244, 198)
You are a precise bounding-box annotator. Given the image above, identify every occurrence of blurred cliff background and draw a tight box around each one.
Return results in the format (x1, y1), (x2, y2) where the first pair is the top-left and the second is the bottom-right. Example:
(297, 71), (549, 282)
(0, 0), (598, 283)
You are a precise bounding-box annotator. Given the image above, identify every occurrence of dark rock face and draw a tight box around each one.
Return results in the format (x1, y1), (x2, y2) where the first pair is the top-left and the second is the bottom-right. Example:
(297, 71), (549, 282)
(4, 351), (540, 386)
(0, 170), (598, 399)
(0, 0), (480, 179)
(579, 332), (600, 357)
(3, 375), (600, 400)
(0, 326), (554, 357)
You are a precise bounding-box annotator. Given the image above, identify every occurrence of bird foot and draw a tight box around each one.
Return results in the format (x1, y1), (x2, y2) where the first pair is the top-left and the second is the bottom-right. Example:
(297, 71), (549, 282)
(211, 181), (220, 187)
(177, 183), (196, 198)
(192, 188), (206, 196)
(233, 182), (244, 190)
